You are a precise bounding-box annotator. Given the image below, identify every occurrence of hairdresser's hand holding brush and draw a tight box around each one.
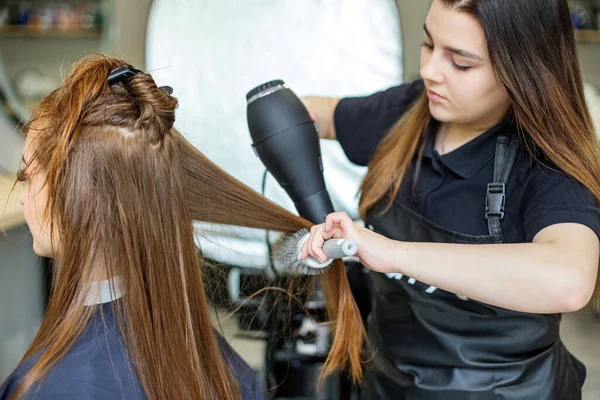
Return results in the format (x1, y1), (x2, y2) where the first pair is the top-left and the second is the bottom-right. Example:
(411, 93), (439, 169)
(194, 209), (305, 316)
(299, 212), (393, 274)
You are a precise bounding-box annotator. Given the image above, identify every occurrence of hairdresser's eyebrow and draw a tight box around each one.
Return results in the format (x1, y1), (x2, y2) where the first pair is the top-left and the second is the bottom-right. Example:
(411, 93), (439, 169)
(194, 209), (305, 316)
(423, 23), (484, 62)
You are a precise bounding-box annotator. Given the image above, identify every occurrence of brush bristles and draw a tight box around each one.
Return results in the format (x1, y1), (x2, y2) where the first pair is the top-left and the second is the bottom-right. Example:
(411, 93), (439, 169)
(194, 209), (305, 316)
(271, 228), (330, 276)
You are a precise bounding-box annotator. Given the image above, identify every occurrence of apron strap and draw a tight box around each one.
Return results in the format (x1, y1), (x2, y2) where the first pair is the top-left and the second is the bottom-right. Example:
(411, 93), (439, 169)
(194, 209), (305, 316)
(486, 135), (519, 243)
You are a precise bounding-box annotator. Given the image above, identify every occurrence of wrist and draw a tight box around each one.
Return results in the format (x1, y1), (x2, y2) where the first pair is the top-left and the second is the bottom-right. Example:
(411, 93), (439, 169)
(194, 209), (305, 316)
(378, 236), (404, 274)
(356, 227), (403, 273)
(386, 240), (411, 274)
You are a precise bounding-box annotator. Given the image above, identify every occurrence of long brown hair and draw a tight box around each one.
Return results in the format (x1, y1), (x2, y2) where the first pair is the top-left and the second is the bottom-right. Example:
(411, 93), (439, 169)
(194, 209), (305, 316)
(11, 54), (365, 399)
(360, 0), (600, 309)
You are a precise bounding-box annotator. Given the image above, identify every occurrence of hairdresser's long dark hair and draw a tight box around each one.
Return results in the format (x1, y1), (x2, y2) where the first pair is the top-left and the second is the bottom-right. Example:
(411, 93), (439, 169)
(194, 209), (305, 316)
(360, 0), (600, 309)
(9, 54), (365, 399)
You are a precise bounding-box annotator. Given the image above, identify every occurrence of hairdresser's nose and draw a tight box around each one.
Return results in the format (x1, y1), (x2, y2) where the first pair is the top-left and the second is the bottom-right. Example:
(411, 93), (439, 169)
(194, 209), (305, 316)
(19, 187), (25, 206)
(420, 50), (445, 85)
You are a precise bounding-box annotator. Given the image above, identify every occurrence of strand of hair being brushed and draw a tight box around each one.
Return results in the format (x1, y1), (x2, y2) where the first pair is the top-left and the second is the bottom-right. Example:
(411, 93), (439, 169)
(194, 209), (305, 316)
(221, 285), (319, 327)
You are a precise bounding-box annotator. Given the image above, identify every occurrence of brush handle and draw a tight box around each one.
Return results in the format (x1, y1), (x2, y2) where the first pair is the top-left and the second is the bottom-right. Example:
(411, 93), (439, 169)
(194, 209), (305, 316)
(322, 239), (358, 259)
(295, 233), (358, 272)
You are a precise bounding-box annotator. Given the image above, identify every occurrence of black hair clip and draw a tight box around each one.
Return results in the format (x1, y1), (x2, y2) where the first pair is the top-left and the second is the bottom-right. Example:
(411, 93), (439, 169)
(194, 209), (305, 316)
(158, 86), (173, 95)
(107, 65), (142, 85)
(108, 65), (174, 95)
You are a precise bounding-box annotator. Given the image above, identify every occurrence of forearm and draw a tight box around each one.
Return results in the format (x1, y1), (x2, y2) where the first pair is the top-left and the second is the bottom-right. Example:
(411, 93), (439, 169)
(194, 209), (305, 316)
(377, 239), (596, 314)
(304, 214), (598, 314)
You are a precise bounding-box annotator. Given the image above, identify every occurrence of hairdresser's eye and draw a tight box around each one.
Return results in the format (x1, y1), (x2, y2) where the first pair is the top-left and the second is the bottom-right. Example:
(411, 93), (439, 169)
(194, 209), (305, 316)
(452, 62), (471, 72)
(421, 41), (434, 51)
(16, 169), (27, 183)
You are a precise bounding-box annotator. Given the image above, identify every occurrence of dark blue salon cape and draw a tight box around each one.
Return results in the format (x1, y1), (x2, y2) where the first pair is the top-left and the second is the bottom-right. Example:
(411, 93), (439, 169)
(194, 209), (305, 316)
(0, 302), (263, 399)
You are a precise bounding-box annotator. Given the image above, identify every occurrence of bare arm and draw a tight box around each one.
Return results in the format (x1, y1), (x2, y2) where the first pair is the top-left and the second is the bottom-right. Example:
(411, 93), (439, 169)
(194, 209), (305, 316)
(301, 213), (600, 314)
(301, 96), (341, 140)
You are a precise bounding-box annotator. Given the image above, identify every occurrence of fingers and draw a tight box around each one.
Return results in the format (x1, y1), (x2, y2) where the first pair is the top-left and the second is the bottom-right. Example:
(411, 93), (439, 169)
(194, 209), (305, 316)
(299, 212), (353, 263)
(300, 239), (309, 260)
(324, 212), (353, 233)
(300, 224), (331, 263)
(308, 224), (328, 263)
(308, 111), (318, 121)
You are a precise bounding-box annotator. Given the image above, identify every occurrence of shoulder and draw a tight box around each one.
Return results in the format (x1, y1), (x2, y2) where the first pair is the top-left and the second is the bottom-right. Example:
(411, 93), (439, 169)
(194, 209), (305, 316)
(1, 319), (143, 400)
(335, 79), (424, 120)
(516, 147), (600, 242)
(334, 79), (425, 166)
(0, 360), (31, 399)
(521, 150), (595, 205)
(214, 332), (263, 399)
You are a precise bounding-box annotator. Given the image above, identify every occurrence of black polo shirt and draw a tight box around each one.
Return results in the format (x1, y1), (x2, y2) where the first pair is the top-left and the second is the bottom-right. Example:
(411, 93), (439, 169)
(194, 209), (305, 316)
(334, 80), (600, 243)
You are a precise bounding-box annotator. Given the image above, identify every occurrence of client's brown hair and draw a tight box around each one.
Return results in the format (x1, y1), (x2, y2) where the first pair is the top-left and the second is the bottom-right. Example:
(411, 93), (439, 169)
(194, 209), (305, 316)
(11, 54), (365, 399)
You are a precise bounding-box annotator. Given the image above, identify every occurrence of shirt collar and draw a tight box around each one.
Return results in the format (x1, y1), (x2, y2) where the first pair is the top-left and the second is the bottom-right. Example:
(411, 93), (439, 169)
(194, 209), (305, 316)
(423, 117), (517, 179)
(85, 277), (123, 306)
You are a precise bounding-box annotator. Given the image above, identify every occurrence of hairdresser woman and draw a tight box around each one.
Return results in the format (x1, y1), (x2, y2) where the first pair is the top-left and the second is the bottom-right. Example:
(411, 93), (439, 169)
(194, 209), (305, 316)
(301, 0), (600, 399)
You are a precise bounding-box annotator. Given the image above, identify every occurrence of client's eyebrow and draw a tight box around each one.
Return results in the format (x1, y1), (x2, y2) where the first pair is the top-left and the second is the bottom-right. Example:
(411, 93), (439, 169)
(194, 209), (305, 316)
(20, 155), (32, 171)
(423, 23), (484, 62)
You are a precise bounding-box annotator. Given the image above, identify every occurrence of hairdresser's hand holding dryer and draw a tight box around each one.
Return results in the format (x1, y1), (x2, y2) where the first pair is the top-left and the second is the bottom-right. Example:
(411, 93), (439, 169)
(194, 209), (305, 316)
(300, 1), (600, 399)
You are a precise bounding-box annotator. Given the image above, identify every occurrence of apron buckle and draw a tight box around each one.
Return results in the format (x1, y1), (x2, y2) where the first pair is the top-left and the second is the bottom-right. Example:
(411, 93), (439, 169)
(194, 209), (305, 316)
(485, 183), (505, 219)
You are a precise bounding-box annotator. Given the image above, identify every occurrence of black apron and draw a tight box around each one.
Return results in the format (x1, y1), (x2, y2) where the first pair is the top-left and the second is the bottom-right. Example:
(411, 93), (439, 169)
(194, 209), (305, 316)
(362, 135), (585, 400)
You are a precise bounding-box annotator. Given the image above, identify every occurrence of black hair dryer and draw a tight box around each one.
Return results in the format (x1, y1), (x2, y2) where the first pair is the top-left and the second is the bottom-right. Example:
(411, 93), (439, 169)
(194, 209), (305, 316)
(246, 80), (334, 224)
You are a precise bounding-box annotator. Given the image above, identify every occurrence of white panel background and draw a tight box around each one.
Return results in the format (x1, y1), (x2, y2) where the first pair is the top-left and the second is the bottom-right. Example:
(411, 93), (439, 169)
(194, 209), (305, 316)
(146, 0), (403, 268)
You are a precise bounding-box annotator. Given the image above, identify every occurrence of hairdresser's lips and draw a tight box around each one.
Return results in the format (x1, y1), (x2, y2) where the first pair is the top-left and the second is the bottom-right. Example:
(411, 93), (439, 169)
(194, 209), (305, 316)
(427, 89), (446, 103)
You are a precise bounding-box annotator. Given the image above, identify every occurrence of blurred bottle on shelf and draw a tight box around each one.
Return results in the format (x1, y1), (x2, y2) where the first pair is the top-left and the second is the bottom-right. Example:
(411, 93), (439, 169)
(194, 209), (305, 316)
(0, 0), (104, 32)
(570, 0), (598, 30)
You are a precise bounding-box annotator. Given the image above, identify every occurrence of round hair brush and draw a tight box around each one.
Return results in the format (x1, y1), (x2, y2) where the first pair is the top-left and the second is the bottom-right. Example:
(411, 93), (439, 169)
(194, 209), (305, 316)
(271, 228), (358, 275)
